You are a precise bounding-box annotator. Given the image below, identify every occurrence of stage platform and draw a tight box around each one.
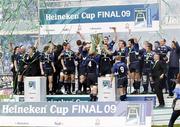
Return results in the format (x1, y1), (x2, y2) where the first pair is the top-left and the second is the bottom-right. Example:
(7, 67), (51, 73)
(12, 94), (156, 104)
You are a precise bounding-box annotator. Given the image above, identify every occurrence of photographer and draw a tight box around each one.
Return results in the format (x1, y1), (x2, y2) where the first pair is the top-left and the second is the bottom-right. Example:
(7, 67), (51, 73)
(168, 73), (180, 127)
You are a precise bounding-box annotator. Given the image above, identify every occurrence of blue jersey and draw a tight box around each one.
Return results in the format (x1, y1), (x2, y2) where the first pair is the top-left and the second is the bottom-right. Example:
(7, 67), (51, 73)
(128, 43), (140, 63)
(61, 50), (75, 67)
(156, 45), (171, 61)
(100, 51), (113, 66)
(40, 52), (54, 69)
(81, 49), (88, 58)
(142, 51), (155, 70)
(85, 55), (100, 74)
(79, 49), (89, 68)
(113, 61), (128, 78)
(108, 40), (115, 51)
(99, 51), (113, 74)
(113, 47), (128, 63)
(15, 53), (27, 67)
(78, 46), (83, 53)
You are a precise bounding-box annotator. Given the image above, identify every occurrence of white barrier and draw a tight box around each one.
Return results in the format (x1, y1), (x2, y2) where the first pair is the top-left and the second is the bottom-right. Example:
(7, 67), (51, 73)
(98, 76), (116, 101)
(0, 101), (153, 127)
(24, 76), (46, 102)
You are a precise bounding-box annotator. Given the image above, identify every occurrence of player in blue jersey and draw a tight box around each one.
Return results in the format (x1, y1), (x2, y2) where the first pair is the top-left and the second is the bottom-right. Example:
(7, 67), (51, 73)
(76, 42), (90, 94)
(113, 39), (128, 63)
(99, 43), (113, 76)
(40, 45), (56, 95)
(85, 51), (100, 101)
(76, 31), (91, 94)
(57, 42), (68, 95)
(11, 46), (19, 94)
(14, 46), (26, 95)
(112, 56), (128, 101)
(127, 38), (141, 94)
(60, 43), (76, 94)
(141, 42), (155, 94)
(156, 39), (171, 62)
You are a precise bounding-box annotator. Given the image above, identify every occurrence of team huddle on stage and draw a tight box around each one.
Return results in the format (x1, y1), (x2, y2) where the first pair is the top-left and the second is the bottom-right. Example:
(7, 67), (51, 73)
(11, 27), (180, 103)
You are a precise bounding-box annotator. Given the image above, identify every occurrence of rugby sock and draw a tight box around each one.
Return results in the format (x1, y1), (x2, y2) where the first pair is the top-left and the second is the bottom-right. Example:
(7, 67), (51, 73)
(90, 94), (98, 101)
(67, 83), (71, 94)
(93, 95), (98, 101)
(82, 82), (87, 93)
(59, 81), (63, 90)
(72, 82), (75, 92)
(90, 94), (93, 101)
(143, 84), (148, 92)
(13, 79), (17, 94)
(132, 81), (137, 92)
(137, 81), (141, 93)
(18, 81), (24, 95)
(64, 81), (68, 92)
(133, 81), (136, 90)
(22, 82), (24, 93)
(134, 81), (141, 93)
(78, 82), (83, 91)
(150, 83), (155, 92)
(17, 81), (21, 94)
(134, 81), (140, 89)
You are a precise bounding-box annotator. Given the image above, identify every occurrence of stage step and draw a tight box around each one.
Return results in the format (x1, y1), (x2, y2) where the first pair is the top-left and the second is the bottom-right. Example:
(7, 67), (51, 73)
(152, 94), (180, 125)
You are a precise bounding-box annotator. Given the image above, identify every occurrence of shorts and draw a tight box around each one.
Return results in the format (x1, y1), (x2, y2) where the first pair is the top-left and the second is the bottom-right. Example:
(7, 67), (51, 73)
(129, 62), (140, 73)
(117, 77), (128, 88)
(63, 68), (75, 75)
(44, 68), (53, 76)
(79, 66), (86, 76)
(87, 73), (98, 87)
(142, 68), (152, 74)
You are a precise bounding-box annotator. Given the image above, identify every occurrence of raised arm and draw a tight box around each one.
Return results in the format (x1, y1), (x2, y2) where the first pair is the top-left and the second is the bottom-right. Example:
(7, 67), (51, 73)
(110, 27), (118, 43)
(174, 41), (180, 53)
(172, 37), (180, 53)
(133, 37), (140, 51)
(77, 31), (85, 42)
(34, 39), (40, 49)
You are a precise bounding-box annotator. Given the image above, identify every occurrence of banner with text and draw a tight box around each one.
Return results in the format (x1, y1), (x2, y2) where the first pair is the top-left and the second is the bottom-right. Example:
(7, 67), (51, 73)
(0, 101), (153, 127)
(40, 3), (159, 34)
